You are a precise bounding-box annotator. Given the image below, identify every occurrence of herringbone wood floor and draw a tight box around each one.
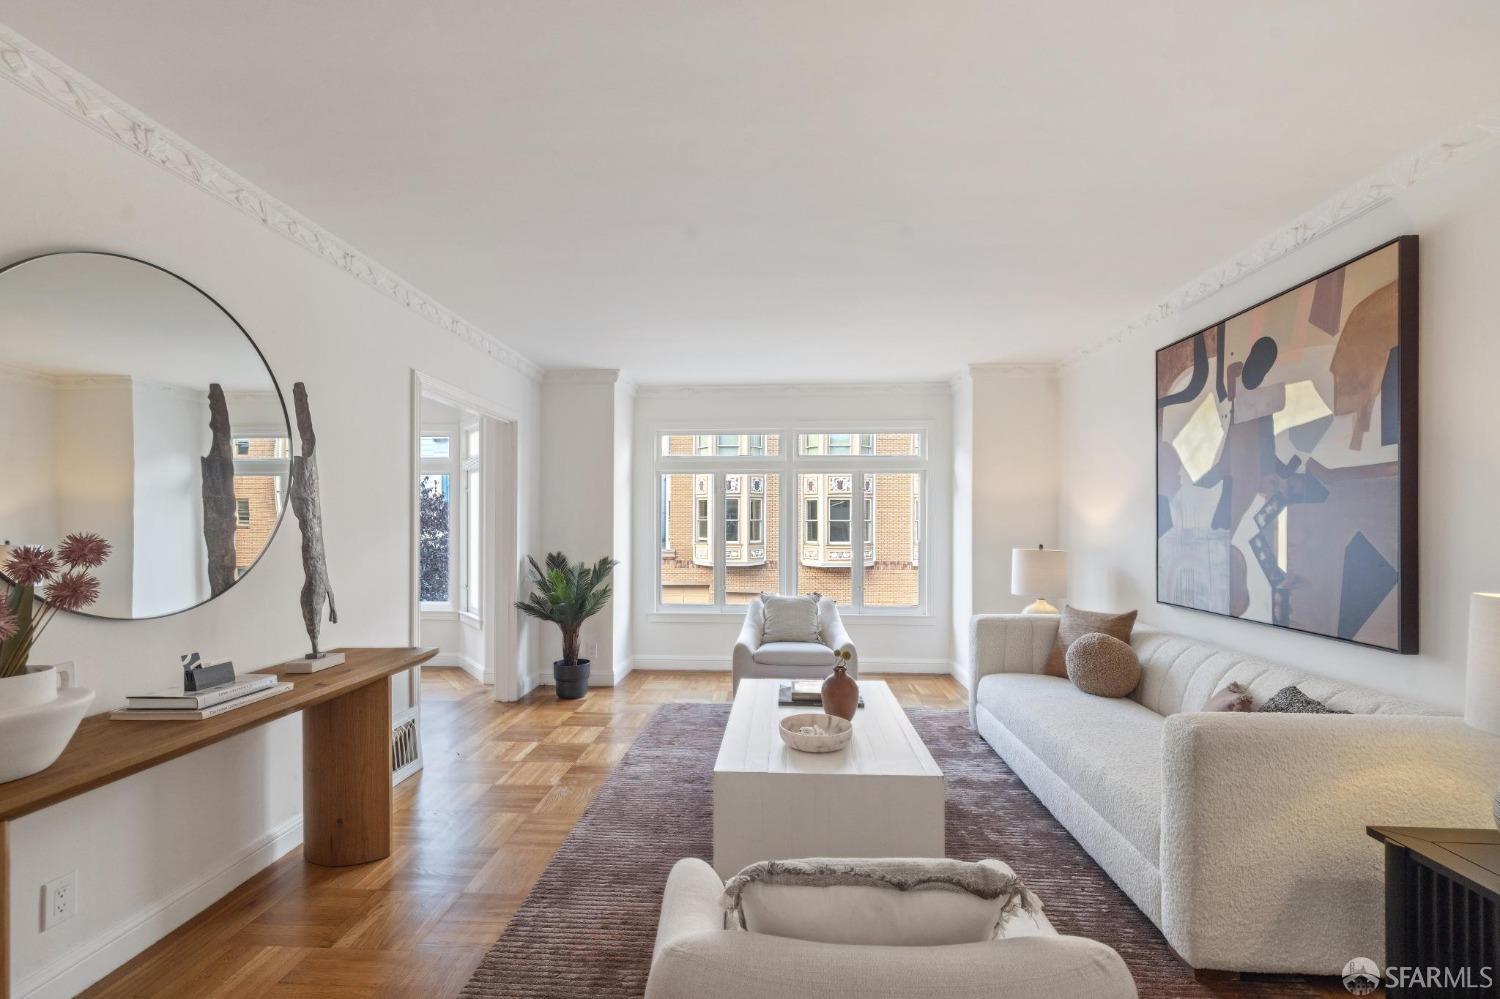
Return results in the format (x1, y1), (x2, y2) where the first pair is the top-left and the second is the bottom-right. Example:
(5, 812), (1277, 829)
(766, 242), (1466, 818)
(83, 669), (1355, 997)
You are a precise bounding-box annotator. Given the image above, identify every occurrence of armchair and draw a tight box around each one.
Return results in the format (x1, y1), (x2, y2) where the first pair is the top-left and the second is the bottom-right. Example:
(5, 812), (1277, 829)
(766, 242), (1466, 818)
(732, 595), (857, 693)
(644, 858), (1136, 999)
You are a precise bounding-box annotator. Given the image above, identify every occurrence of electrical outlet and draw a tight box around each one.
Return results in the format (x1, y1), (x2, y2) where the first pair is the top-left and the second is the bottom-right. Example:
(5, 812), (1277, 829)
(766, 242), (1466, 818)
(43, 871), (76, 931)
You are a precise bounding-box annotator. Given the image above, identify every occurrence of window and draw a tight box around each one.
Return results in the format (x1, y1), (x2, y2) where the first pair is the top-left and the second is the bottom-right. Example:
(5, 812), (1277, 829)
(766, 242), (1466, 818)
(657, 428), (925, 613)
(230, 434), (290, 577)
(724, 497), (740, 542)
(799, 432), (922, 456)
(420, 436), (451, 459)
(828, 499), (851, 543)
(418, 474), (451, 604)
(660, 473), (714, 605)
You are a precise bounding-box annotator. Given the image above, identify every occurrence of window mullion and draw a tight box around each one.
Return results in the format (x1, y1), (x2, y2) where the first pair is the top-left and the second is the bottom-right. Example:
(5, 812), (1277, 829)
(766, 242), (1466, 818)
(713, 472), (726, 609)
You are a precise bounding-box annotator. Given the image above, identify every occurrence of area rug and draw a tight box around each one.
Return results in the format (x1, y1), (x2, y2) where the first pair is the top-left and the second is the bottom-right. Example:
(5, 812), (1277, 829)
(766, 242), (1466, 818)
(459, 704), (1324, 998)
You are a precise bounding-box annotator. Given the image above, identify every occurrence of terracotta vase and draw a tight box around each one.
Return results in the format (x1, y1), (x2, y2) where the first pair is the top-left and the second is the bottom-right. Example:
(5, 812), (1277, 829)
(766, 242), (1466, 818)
(821, 664), (858, 721)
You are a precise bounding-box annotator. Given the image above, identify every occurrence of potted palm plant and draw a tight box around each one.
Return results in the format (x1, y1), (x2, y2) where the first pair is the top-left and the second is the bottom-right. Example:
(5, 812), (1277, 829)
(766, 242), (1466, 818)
(514, 552), (618, 699)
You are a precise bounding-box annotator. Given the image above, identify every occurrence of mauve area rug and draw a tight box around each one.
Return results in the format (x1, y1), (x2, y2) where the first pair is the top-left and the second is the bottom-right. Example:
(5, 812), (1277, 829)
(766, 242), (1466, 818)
(459, 704), (1324, 998)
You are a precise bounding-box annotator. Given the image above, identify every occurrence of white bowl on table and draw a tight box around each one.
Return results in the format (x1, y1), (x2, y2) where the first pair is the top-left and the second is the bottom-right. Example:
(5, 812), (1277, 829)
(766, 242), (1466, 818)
(778, 712), (853, 753)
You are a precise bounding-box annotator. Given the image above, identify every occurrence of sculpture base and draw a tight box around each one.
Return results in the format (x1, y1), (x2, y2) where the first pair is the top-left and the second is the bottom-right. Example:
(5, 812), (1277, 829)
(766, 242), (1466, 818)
(281, 652), (346, 674)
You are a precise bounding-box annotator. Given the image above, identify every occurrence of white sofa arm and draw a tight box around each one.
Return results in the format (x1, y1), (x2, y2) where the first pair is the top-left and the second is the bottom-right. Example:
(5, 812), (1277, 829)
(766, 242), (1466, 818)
(1160, 712), (1500, 974)
(649, 858), (727, 965)
(732, 609), (762, 693)
(967, 614), (1058, 725)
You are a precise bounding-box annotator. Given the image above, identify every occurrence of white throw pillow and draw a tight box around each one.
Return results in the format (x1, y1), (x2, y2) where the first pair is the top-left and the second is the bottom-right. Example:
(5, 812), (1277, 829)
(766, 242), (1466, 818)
(759, 593), (822, 644)
(727, 858), (1037, 947)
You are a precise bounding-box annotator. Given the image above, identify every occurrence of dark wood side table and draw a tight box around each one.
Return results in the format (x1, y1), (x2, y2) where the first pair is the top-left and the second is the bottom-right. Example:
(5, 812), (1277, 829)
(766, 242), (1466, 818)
(1367, 826), (1500, 998)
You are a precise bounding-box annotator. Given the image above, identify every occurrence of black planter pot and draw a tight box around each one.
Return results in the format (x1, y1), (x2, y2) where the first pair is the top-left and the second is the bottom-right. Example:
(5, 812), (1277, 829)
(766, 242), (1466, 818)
(553, 658), (591, 699)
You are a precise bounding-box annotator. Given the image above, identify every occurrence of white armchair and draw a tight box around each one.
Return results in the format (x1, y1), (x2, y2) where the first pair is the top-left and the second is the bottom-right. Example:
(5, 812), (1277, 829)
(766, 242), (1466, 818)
(644, 858), (1137, 999)
(732, 595), (857, 693)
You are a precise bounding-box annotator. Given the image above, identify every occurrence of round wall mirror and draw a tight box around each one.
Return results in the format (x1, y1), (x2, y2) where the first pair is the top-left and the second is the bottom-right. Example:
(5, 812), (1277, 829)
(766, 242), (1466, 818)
(0, 252), (290, 619)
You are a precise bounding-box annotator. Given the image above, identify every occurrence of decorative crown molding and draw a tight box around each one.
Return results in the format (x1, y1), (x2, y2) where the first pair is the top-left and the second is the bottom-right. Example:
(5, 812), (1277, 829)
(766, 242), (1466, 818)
(1063, 108), (1500, 367)
(0, 24), (541, 382)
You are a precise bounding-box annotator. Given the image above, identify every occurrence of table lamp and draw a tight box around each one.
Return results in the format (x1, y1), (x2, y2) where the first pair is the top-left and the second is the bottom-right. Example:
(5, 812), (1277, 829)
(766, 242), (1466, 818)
(1464, 592), (1500, 827)
(1011, 545), (1068, 615)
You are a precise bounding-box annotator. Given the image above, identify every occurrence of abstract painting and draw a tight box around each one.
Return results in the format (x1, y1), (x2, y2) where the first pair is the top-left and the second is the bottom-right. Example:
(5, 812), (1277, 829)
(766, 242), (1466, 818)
(1155, 237), (1418, 653)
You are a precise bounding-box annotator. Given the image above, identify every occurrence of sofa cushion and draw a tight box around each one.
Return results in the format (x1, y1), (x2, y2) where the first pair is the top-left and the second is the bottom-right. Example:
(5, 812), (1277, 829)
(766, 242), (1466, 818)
(977, 673), (1163, 862)
(1065, 633), (1141, 698)
(754, 641), (836, 667)
(1044, 606), (1137, 678)
(761, 593), (822, 643)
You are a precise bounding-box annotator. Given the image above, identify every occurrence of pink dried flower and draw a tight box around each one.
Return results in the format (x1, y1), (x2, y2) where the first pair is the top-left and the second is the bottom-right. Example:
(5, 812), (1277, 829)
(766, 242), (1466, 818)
(0, 602), (16, 641)
(57, 532), (112, 569)
(4, 546), (59, 587)
(44, 571), (100, 612)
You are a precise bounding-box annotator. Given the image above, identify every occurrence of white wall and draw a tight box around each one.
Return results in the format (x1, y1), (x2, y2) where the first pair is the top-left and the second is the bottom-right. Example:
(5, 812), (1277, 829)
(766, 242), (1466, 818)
(949, 364), (1061, 681)
(1058, 142), (1500, 713)
(612, 379), (635, 681)
(536, 370), (629, 686)
(2, 79), (541, 997)
(129, 381), (209, 617)
(631, 383), (954, 672)
(0, 366), (60, 549)
(51, 376), (135, 618)
(969, 365), (1060, 614)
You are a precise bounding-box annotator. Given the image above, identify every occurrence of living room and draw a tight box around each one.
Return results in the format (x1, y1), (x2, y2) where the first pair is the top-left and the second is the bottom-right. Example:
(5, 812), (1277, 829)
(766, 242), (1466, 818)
(1, 4), (1498, 998)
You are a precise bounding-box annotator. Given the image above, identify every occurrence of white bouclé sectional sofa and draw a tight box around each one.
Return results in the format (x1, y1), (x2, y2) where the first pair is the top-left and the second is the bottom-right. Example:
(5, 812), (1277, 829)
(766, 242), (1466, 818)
(968, 613), (1500, 976)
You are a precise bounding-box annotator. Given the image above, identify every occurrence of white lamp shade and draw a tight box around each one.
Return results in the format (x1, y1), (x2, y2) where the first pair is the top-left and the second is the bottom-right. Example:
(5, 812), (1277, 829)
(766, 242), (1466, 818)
(1011, 547), (1068, 598)
(1466, 593), (1500, 736)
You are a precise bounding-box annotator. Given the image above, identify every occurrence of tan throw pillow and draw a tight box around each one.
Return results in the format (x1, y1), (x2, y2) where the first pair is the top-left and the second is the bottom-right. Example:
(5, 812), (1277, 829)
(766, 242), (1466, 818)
(1044, 605), (1137, 677)
(1205, 681), (1254, 712)
(1064, 633), (1141, 698)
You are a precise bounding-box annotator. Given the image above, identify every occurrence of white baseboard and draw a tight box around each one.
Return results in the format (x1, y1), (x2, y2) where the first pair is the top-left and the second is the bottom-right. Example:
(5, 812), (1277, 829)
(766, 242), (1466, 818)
(950, 660), (973, 688)
(632, 655), (954, 675)
(429, 653), (485, 684)
(17, 815), (304, 999)
(613, 656), (633, 684)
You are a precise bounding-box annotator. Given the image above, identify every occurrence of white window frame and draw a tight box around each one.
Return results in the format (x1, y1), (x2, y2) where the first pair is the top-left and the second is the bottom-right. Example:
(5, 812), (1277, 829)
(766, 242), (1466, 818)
(460, 420), (482, 621)
(654, 426), (929, 616)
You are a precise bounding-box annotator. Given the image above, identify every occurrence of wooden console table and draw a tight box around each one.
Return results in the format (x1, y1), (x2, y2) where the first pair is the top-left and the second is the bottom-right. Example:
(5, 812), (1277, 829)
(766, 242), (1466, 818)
(0, 646), (435, 998)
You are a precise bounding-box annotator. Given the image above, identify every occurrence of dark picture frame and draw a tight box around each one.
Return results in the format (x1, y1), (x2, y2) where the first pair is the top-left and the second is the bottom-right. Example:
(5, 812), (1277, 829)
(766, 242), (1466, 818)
(1154, 236), (1418, 653)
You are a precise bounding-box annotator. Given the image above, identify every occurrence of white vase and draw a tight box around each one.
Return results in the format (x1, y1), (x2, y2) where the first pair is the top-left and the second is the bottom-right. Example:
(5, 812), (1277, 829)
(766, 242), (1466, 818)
(0, 666), (95, 783)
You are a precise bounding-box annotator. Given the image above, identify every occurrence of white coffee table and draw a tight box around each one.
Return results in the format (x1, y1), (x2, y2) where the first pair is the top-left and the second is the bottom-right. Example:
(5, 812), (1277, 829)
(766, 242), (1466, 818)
(712, 678), (945, 877)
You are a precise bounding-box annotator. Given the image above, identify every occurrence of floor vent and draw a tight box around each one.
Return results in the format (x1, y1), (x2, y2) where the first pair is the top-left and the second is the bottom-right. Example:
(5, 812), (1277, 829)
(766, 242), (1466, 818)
(392, 718), (420, 774)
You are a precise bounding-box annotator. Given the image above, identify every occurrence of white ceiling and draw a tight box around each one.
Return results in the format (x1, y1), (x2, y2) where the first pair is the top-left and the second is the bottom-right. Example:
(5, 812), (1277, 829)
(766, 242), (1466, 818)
(2, 2), (1498, 382)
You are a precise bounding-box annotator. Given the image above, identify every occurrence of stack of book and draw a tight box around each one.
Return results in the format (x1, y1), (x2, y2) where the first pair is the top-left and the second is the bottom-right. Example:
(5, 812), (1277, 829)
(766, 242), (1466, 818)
(111, 672), (292, 721)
